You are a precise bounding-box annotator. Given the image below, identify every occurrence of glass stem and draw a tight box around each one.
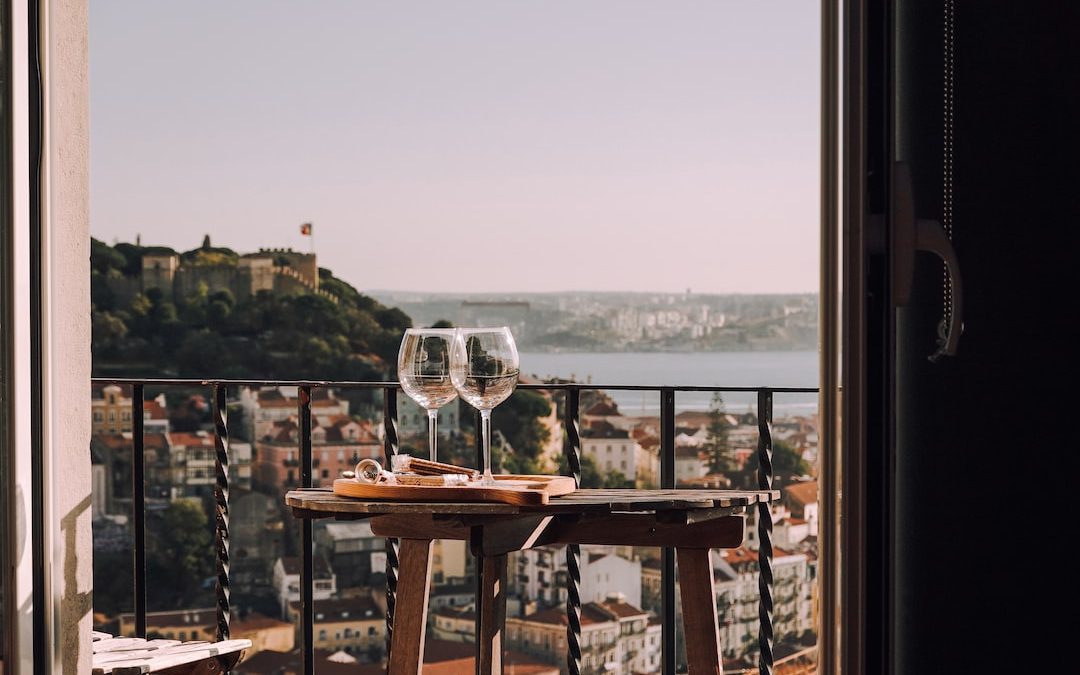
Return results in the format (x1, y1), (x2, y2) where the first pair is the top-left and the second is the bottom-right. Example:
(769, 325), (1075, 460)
(480, 409), (494, 484)
(427, 409), (439, 463)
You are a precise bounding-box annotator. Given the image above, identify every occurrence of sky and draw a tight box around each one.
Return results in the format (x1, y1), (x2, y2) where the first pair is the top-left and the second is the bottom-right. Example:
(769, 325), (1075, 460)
(90, 1), (819, 294)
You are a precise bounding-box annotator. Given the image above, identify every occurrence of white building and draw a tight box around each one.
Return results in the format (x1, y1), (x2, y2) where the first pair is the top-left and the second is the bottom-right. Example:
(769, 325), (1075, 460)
(783, 480), (819, 537)
(674, 446), (708, 483)
(510, 546), (642, 610)
(431, 607), (475, 643)
(507, 600), (662, 675)
(272, 556), (336, 619)
(397, 396), (461, 440)
(712, 547), (815, 660)
(581, 427), (640, 482)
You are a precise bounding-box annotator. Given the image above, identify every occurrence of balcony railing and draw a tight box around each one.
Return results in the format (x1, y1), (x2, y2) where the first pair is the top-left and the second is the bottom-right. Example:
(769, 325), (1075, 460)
(92, 377), (817, 675)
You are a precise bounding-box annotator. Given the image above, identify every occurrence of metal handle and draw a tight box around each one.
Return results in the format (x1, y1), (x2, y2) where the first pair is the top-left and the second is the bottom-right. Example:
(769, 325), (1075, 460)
(892, 162), (964, 361)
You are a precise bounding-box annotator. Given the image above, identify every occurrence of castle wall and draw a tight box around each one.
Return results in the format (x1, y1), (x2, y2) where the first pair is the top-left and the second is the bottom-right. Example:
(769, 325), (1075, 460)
(174, 266), (240, 301)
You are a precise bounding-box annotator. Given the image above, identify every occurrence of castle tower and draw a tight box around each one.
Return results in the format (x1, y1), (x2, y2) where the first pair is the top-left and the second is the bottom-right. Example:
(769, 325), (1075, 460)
(141, 253), (179, 294)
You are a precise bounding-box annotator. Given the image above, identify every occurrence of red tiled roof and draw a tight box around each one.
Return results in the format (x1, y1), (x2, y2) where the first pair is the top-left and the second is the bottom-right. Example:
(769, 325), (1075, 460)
(584, 401), (620, 416)
(783, 480), (818, 506)
(143, 399), (168, 419)
(600, 601), (647, 619)
(279, 556), (333, 578)
(231, 612), (292, 633)
(168, 432), (214, 447)
(288, 597), (383, 622)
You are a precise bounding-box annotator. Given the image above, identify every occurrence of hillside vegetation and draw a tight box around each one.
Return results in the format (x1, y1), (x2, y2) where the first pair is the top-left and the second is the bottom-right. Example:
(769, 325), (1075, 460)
(91, 238), (411, 379)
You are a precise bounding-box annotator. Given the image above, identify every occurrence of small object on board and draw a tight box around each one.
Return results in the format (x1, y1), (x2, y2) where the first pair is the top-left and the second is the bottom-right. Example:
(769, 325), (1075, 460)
(333, 473), (576, 506)
(394, 454), (480, 480)
(353, 456), (478, 486)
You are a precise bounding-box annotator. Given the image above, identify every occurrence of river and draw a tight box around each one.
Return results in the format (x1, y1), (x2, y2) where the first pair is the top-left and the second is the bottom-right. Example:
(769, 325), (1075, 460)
(519, 350), (819, 416)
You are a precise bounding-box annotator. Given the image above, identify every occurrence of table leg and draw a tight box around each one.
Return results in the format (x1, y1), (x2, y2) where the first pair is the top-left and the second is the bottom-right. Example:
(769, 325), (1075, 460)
(388, 538), (433, 675)
(677, 547), (723, 675)
(478, 554), (508, 675)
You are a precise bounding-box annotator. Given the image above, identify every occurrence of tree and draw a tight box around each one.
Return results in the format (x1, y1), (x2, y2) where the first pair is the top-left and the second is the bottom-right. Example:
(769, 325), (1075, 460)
(431, 319), (454, 328)
(740, 439), (810, 488)
(558, 452), (602, 488)
(602, 470), (630, 488)
(491, 391), (552, 473)
(705, 392), (736, 473)
(146, 500), (214, 610)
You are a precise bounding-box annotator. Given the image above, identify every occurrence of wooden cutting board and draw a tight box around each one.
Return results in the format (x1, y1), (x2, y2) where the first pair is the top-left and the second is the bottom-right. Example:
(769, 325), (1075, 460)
(332, 474), (576, 506)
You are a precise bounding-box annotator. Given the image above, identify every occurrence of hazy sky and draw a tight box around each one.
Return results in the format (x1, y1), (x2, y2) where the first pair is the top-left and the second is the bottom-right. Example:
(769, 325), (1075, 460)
(91, 1), (819, 294)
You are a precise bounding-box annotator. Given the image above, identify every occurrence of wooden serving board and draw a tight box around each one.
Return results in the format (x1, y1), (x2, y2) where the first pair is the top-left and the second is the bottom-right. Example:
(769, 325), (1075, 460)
(332, 474), (576, 506)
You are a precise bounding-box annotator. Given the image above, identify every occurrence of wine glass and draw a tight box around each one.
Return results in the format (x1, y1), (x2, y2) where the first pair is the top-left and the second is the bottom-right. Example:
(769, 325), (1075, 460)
(451, 327), (519, 486)
(398, 328), (459, 463)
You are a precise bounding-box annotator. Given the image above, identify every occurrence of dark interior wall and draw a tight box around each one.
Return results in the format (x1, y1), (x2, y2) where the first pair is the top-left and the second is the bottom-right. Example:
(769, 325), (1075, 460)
(894, 1), (1079, 672)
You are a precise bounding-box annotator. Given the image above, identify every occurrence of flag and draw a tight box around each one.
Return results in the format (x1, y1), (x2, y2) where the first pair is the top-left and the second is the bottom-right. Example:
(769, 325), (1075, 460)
(300, 223), (313, 236)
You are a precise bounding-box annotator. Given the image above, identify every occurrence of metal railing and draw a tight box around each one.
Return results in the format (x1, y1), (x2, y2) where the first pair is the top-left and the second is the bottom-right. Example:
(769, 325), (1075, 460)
(92, 377), (817, 675)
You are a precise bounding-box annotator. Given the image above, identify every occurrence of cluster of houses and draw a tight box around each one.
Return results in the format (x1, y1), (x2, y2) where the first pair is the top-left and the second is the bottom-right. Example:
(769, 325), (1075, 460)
(90, 382), (819, 673)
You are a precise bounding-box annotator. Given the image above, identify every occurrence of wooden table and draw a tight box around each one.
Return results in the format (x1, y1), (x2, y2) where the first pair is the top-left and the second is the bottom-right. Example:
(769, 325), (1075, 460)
(286, 488), (777, 675)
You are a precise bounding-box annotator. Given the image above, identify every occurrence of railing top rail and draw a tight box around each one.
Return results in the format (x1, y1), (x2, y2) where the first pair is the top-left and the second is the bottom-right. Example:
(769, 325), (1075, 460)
(90, 377), (818, 394)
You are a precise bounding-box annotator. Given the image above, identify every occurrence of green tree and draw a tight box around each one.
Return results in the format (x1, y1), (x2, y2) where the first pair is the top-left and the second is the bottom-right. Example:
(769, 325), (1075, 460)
(491, 391), (552, 471)
(741, 439), (810, 488)
(705, 392), (735, 473)
(558, 452), (602, 488)
(146, 500), (214, 610)
(602, 470), (630, 488)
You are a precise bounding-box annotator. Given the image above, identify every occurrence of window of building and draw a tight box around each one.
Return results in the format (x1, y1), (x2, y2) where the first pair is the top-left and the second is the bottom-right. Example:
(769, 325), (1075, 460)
(319, 629), (327, 641)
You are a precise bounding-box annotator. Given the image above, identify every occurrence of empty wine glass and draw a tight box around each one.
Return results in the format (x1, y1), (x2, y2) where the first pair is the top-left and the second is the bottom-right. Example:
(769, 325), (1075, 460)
(451, 327), (519, 485)
(398, 328), (458, 463)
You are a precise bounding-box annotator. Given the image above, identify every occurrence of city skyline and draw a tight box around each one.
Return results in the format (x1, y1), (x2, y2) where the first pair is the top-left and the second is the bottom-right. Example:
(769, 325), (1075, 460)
(91, 1), (819, 294)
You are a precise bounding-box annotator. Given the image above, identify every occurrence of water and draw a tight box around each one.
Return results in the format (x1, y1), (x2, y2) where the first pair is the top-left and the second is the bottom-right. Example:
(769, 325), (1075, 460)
(454, 372), (520, 410)
(399, 374), (458, 409)
(519, 351), (818, 416)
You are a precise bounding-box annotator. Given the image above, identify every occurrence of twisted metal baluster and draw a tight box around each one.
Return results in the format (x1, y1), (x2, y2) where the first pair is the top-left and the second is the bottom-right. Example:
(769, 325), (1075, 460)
(562, 388), (582, 675)
(382, 387), (400, 661)
(131, 383), (147, 638)
(660, 388), (677, 674)
(757, 389), (774, 675)
(299, 386), (314, 675)
(212, 384), (231, 641)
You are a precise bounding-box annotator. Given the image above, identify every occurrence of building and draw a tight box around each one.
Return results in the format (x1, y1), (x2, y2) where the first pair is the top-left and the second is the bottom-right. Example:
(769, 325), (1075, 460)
(254, 415), (381, 490)
(580, 427), (640, 483)
(431, 607), (475, 643)
(506, 600), (662, 675)
(286, 597), (385, 660)
(783, 480), (819, 537)
(229, 489), (286, 600)
(313, 521), (384, 588)
(712, 546), (815, 660)
(674, 445), (708, 483)
(91, 384), (170, 435)
(231, 613), (296, 655)
(396, 396), (461, 441)
(432, 538), (469, 585)
(103, 247), (337, 309)
(510, 547), (642, 611)
(239, 386), (351, 442)
(118, 608), (217, 643)
(428, 583), (477, 612)
(273, 557), (337, 619)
